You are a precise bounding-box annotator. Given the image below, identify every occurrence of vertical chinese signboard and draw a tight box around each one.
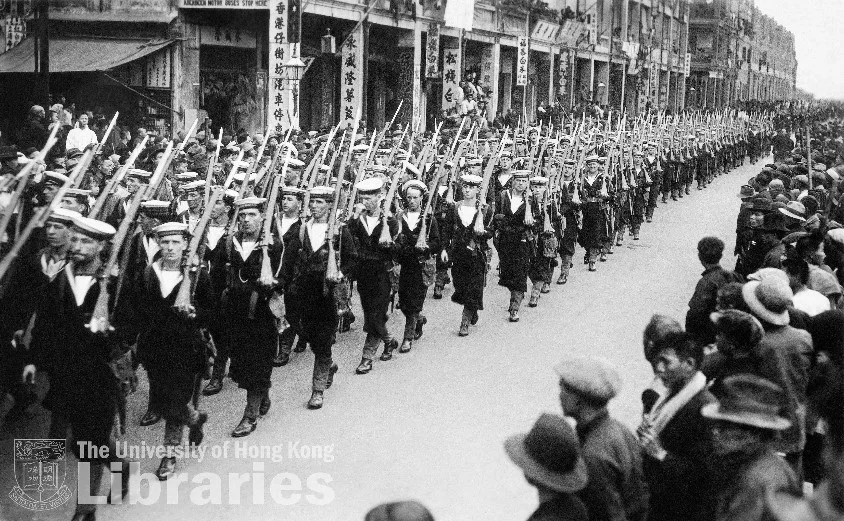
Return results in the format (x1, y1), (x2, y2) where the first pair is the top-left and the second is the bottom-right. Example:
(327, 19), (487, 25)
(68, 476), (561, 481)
(146, 49), (171, 89)
(425, 23), (440, 79)
(441, 45), (461, 114)
(516, 36), (529, 86)
(269, 0), (291, 133)
(340, 24), (364, 128)
(558, 48), (569, 90)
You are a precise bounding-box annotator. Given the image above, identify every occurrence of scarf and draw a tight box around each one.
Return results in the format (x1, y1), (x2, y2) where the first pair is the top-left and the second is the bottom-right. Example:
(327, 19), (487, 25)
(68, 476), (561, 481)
(647, 371), (707, 436)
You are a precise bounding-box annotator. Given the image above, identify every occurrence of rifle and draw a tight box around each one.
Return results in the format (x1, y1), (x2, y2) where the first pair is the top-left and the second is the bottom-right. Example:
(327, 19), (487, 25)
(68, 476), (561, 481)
(471, 130), (508, 243)
(0, 148), (86, 291)
(204, 127), (224, 203)
(344, 127), (375, 220)
(92, 112), (119, 158)
(416, 158), (447, 251)
(377, 154), (408, 247)
(173, 185), (224, 317)
(0, 124), (60, 245)
(259, 150), (291, 286)
(88, 142), (173, 334)
(326, 107), (362, 283)
(89, 136), (149, 218)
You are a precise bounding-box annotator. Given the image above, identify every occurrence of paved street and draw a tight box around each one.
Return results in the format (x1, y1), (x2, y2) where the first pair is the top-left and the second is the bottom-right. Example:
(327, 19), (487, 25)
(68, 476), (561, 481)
(0, 157), (764, 521)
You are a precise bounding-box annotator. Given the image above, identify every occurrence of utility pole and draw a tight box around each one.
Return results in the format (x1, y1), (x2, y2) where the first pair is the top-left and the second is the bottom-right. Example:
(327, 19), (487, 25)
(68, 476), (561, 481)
(34, 0), (49, 106)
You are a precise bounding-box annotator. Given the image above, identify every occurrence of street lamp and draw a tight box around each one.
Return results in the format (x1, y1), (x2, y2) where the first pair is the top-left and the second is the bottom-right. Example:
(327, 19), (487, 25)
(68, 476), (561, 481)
(284, 55), (307, 126)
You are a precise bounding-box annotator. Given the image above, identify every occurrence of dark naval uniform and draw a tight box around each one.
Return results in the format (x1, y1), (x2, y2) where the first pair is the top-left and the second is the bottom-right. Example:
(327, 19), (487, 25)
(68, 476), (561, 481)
(395, 210), (441, 350)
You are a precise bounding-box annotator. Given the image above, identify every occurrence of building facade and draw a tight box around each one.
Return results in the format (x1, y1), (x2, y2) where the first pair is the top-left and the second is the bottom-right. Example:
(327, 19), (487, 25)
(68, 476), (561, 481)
(686, 0), (796, 109)
(1, 0), (699, 136)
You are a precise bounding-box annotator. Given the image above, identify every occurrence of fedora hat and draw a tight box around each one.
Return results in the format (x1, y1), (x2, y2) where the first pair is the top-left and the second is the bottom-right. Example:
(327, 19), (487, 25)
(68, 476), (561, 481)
(504, 414), (588, 493)
(749, 197), (773, 213)
(779, 201), (806, 221)
(742, 279), (792, 326)
(701, 374), (791, 431)
(737, 184), (756, 199)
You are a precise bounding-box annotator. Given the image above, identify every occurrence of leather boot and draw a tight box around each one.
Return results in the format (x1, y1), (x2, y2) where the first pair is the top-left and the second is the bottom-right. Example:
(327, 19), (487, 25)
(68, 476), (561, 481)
(509, 291), (523, 322)
(380, 338), (398, 361)
(557, 270), (568, 284)
(458, 307), (472, 336)
(403, 313), (418, 345)
(528, 281), (542, 307)
(232, 391), (260, 437)
(188, 411), (209, 446)
(140, 408), (161, 427)
(307, 391), (324, 409)
(414, 315), (427, 340)
(541, 282), (550, 294)
(616, 228), (624, 246)
(432, 269), (447, 299)
(399, 339), (412, 353)
(203, 376), (223, 396)
(470, 308), (479, 325)
(156, 457), (177, 481)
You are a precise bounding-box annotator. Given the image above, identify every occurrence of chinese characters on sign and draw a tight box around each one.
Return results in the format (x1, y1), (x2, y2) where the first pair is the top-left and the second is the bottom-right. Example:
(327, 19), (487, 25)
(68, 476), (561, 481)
(558, 48), (569, 90)
(425, 23), (440, 79)
(684, 52), (691, 77)
(146, 49), (171, 89)
(649, 66), (660, 106)
(516, 36), (529, 87)
(269, 0), (291, 132)
(340, 24), (364, 128)
(3, 16), (25, 52)
(440, 45), (461, 114)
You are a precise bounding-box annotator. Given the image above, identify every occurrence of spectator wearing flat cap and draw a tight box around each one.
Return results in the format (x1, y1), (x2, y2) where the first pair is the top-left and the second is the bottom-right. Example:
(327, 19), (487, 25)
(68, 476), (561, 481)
(703, 310), (765, 395)
(703, 374), (802, 521)
(505, 413), (589, 521)
(742, 278), (813, 477)
(556, 356), (649, 521)
(637, 332), (716, 521)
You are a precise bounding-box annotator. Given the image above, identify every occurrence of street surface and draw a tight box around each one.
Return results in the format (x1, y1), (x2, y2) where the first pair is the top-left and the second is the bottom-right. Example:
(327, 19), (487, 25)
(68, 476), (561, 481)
(0, 157), (764, 521)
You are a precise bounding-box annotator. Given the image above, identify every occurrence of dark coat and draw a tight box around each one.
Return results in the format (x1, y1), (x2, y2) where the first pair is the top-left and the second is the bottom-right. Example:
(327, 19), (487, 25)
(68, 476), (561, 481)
(396, 212), (441, 314)
(526, 494), (589, 521)
(496, 190), (537, 292)
(578, 175), (609, 251)
(215, 233), (282, 390)
(644, 389), (717, 521)
(446, 204), (492, 311)
(576, 410), (649, 521)
(30, 268), (119, 441)
(346, 214), (399, 335)
(119, 264), (214, 416)
(711, 450), (801, 521)
(279, 223), (356, 349)
(686, 265), (744, 345)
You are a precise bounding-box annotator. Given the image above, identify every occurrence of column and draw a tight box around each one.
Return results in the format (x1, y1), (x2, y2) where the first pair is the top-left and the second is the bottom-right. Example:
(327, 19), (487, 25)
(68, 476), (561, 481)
(548, 49), (555, 108)
(171, 17), (200, 132)
(489, 41), (501, 121)
(412, 22), (423, 132)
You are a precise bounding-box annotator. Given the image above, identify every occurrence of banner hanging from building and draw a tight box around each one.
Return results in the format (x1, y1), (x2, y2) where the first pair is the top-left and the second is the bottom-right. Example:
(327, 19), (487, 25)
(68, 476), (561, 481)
(684, 52), (691, 76)
(269, 0), (291, 132)
(425, 23), (440, 79)
(340, 24), (364, 128)
(441, 45), (461, 114)
(444, 0), (475, 31)
(558, 48), (569, 90)
(516, 36), (529, 86)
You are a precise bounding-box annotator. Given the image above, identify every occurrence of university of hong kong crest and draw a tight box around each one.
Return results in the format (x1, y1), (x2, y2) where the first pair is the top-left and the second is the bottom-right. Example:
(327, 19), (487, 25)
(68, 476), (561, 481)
(9, 439), (72, 511)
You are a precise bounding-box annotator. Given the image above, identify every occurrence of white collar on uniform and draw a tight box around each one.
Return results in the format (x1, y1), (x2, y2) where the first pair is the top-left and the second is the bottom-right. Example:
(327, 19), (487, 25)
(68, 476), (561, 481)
(151, 260), (183, 298)
(307, 221), (328, 251)
(232, 236), (258, 261)
(206, 226), (225, 251)
(361, 214), (380, 236)
(280, 216), (298, 237)
(457, 205), (476, 227)
(65, 264), (96, 307)
(403, 211), (420, 230)
(41, 252), (66, 280)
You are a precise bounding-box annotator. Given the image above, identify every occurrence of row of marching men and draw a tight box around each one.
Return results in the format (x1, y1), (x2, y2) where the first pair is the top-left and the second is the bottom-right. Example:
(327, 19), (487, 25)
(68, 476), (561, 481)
(0, 128), (753, 521)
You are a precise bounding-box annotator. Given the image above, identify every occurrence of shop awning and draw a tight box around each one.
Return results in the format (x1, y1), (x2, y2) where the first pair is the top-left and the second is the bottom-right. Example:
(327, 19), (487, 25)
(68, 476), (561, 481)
(0, 37), (174, 74)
